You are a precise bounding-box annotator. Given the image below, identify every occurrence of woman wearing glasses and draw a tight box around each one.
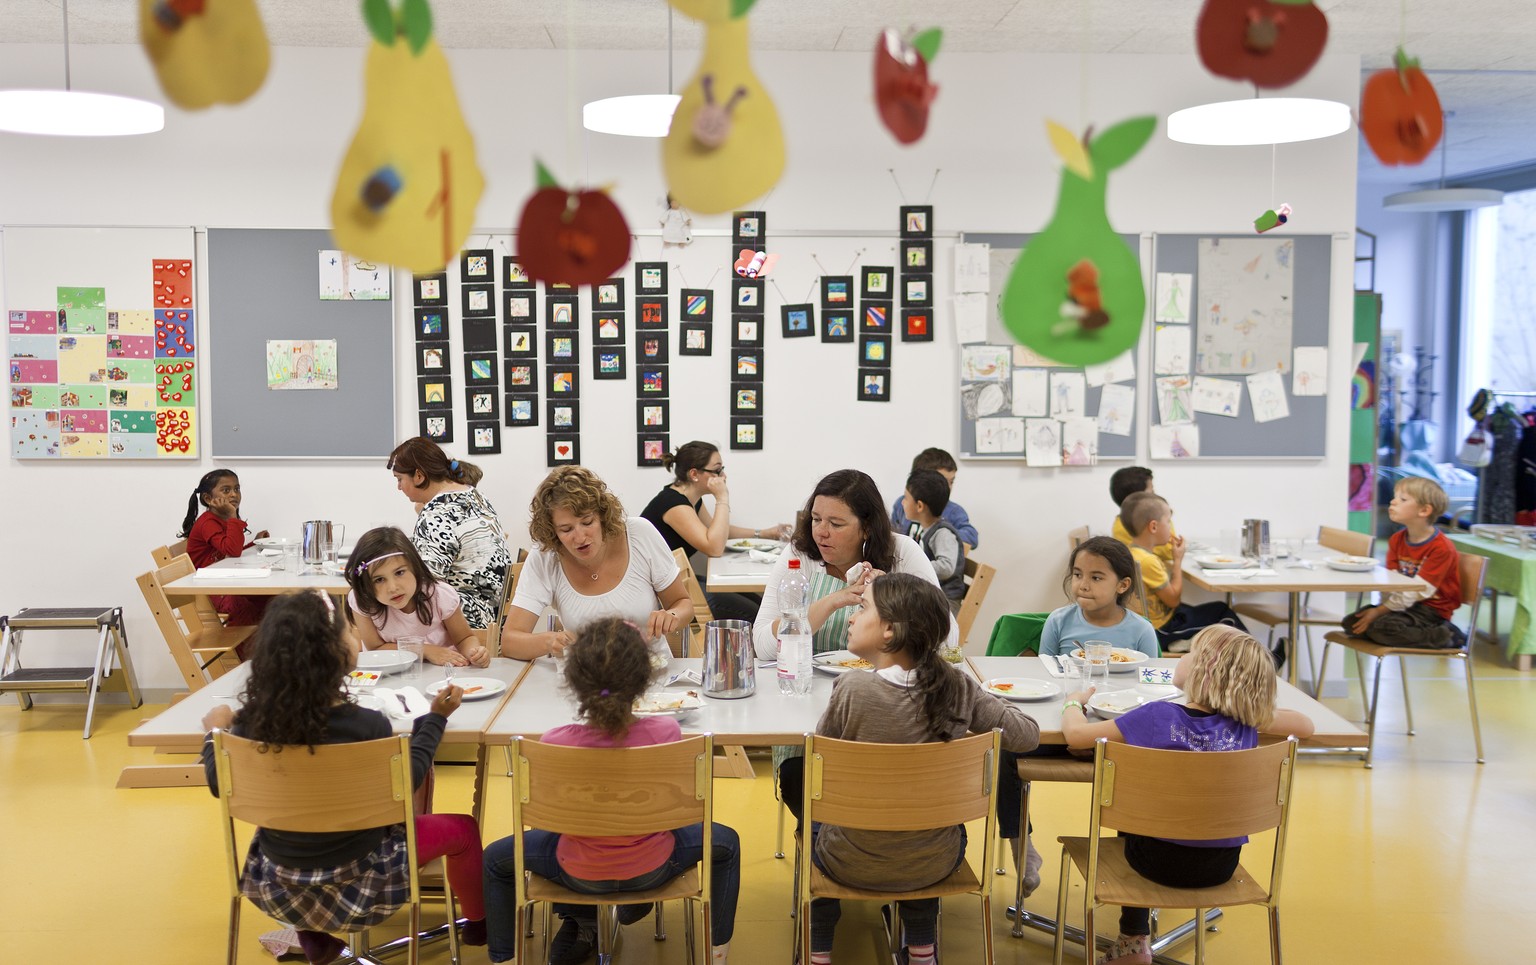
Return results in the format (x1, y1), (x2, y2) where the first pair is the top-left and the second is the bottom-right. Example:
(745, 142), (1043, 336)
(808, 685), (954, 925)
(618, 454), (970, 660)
(639, 440), (788, 624)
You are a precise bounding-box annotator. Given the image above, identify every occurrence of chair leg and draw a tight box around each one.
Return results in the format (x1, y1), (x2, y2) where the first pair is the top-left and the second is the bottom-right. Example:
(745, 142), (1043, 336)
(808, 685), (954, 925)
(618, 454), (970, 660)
(979, 893), (995, 965)
(775, 795), (786, 859)
(524, 902), (536, 938)
(1301, 625), (1318, 696)
(995, 834), (1006, 875)
(1012, 778), (1033, 938)
(1465, 654), (1486, 763)
(1352, 649), (1370, 722)
(682, 898), (697, 965)
(1052, 848), (1071, 965)
(1267, 905), (1283, 965)
(654, 900), (667, 941)
(1398, 656), (1415, 736)
(1365, 653), (1386, 769)
(1082, 899), (1096, 965)
(408, 901), (421, 965)
(443, 873), (461, 965)
(226, 897), (241, 965)
(1193, 906), (1207, 964)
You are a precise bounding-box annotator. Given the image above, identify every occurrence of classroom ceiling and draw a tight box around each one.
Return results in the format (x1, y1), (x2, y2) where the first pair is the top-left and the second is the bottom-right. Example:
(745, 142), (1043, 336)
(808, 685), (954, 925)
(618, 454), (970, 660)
(4, 0), (1535, 186)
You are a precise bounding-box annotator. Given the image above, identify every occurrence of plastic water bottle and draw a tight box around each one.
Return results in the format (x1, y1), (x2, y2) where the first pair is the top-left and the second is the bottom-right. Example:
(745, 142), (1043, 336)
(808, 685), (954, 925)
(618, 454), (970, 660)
(776, 559), (813, 696)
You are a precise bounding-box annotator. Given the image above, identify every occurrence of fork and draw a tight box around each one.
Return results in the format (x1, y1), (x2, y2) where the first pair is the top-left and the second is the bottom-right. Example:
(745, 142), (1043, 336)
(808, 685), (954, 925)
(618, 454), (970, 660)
(395, 692), (412, 715)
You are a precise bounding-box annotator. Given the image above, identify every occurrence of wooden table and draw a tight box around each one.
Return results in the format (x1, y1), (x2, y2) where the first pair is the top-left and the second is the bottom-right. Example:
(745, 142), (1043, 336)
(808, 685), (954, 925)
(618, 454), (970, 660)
(1447, 532), (1536, 669)
(163, 552), (351, 599)
(1182, 546), (1426, 688)
(705, 552), (779, 595)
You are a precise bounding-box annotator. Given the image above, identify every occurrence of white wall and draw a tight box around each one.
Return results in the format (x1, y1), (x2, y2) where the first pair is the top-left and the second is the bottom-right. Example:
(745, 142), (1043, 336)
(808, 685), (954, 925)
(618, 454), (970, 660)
(0, 43), (1361, 693)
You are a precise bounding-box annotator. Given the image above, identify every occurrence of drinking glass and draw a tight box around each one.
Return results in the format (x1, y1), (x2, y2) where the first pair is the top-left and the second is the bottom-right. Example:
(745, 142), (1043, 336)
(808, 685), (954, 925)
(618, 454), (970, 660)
(397, 636), (425, 680)
(1084, 640), (1113, 689)
(547, 614), (566, 675)
(282, 544), (302, 573)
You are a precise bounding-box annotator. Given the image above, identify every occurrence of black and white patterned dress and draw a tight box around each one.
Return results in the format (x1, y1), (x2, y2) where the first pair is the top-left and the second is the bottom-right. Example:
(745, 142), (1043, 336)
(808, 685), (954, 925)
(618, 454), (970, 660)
(411, 489), (511, 629)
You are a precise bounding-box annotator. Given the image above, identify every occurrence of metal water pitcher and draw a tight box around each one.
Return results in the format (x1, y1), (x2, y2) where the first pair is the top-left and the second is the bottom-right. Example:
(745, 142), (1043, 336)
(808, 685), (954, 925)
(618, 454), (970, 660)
(701, 620), (756, 699)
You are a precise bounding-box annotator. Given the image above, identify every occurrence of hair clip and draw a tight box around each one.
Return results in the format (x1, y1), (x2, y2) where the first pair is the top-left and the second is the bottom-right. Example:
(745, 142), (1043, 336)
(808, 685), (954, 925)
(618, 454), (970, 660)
(312, 589), (336, 614)
(450, 459), (460, 470)
(600, 689), (611, 696)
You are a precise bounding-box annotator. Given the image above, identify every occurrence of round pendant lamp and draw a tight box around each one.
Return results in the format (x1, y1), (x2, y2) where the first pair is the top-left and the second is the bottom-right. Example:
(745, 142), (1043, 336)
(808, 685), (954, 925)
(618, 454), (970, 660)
(1167, 97), (1351, 146)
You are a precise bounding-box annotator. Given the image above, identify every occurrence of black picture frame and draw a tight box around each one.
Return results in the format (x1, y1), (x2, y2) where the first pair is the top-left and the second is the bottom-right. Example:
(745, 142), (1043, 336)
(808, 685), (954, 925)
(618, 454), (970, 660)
(503, 256), (534, 289)
(545, 330), (579, 362)
(594, 277), (625, 309)
(547, 399), (581, 432)
(820, 276), (853, 310)
(731, 314), (763, 347)
(859, 334), (892, 367)
(637, 434), (669, 467)
(415, 307), (448, 341)
(635, 297), (668, 328)
(547, 365), (580, 397)
(503, 289), (537, 324)
(679, 288), (713, 323)
(546, 294), (579, 328)
(413, 272), (447, 306)
(461, 283), (496, 318)
(902, 273), (933, 308)
(860, 266), (894, 300)
(679, 322), (713, 356)
(636, 399), (670, 432)
(460, 249), (495, 285)
(862, 301), (892, 332)
(780, 303), (814, 339)
(900, 205), (934, 238)
(546, 434), (581, 467)
(504, 361), (538, 394)
(505, 393), (538, 427)
(732, 348), (764, 382)
(462, 317), (498, 353)
(637, 330), (670, 364)
(901, 308), (935, 343)
(821, 309), (854, 343)
(465, 386), (499, 420)
(636, 364), (668, 397)
(635, 261), (668, 295)
(732, 278), (764, 312)
(504, 325), (538, 357)
(416, 344), (450, 375)
(901, 240), (933, 272)
(593, 346), (626, 380)
(467, 420), (501, 454)
(592, 312), (625, 344)
(729, 417), (763, 451)
(465, 352), (499, 383)
(417, 375), (452, 409)
(418, 409), (454, 443)
(731, 211), (765, 247)
(730, 382), (762, 416)
(858, 368), (891, 401)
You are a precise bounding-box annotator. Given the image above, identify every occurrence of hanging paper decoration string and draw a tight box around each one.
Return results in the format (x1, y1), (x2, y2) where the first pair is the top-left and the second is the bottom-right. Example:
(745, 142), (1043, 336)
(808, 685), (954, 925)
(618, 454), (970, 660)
(874, 27), (942, 145)
(663, 0), (785, 214)
(1001, 117), (1155, 367)
(1361, 48), (1444, 166)
(899, 195), (935, 345)
(413, 269), (453, 445)
(140, 0), (270, 109)
(331, 0), (483, 274)
(502, 255), (539, 431)
(515, 161), (631, 288)
(634, 262), (670, 464)
(1195, 0), (1330, 89)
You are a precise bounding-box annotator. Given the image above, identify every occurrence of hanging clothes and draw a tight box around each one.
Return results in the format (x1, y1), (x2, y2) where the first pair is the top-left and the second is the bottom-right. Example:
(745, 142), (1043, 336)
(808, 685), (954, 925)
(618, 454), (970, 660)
(1477, 404), (1521, 525)
(1516, 410), (1536, 526)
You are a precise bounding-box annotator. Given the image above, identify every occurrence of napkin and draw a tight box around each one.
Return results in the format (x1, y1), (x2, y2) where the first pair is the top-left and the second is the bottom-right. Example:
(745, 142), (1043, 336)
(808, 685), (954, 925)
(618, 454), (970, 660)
(374, 686), (431, 719)
(1236, 568), (1280, 579)
(194, 565), (270, 579)
(1038, 654), (1067, 677)
(747, 549), (780, 564)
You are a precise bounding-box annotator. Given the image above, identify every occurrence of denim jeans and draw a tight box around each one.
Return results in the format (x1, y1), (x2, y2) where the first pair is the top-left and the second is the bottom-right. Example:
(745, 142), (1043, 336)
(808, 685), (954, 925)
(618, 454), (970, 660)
(483, 823), (740, 962)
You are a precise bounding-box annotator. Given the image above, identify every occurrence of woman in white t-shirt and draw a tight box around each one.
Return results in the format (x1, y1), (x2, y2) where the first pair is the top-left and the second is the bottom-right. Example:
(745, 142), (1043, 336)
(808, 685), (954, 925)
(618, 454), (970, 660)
(502, 467), (694, 662)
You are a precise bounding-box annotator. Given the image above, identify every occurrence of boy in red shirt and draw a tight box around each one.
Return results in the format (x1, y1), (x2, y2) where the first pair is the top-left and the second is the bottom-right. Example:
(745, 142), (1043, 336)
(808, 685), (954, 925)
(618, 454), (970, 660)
(1342, 477), (1464, 648)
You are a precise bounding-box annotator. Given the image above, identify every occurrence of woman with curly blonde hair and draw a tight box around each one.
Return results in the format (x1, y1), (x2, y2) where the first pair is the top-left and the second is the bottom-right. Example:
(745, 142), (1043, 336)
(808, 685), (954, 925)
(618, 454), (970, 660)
(501, 466), (694, 662)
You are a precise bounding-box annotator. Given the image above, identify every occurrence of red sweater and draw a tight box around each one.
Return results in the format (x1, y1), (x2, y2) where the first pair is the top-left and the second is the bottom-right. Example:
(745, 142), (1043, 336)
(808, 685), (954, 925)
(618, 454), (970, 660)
(187, 511), (253, 567)
(1386, 529), (1462, 620)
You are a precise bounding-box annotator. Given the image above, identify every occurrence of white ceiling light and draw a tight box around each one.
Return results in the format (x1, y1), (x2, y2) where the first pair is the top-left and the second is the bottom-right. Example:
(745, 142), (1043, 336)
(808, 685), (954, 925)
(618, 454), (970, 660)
(582, 94), (681, 138)
(0, 0), (163, 137)
(1167, 97), (1351, 146)
(1383, 112), (1503, 212)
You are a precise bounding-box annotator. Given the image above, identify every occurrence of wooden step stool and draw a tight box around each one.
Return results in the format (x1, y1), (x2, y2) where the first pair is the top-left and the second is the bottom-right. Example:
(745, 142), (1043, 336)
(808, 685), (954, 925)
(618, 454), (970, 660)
(0, 607), (142, 739)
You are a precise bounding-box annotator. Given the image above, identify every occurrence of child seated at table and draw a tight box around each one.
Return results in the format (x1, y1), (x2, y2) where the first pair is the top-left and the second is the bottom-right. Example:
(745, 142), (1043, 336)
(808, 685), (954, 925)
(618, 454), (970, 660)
(345, 527), (491, 668)
(901, 469), (967, 613)
(482, 618), (741, 965)
(807, 574), (1039, 965)
(179, 468), (271, 631)
(890, 447), (979, 549)
(1109, 466), (1176, 562)
(1040, 536), (1160, 658)
(1060, 625), (1314, 965)
(199, 591), (486, 964)
(1120, 492), (1246, 653)
(1341, 477), (1465, 648)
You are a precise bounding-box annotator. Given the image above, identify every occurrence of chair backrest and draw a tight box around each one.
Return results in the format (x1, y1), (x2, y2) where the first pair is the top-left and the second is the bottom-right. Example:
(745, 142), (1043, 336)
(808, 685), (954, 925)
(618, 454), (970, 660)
(490, 561), (525, 656)
(1457, 553), (1488, 635)
(513, 734), (712, 837)
(136, 555), (220, 691)
(956, 557), (995, 647)
(1091, 738), (1297, 843)
(151, 538), (189, 567)
(804, 730), (999, 831)
(1318, 525), (1372, 558)
(1067, 525), (1090, 550)
(672, 547), (714, 656)
(984, 612), (1047, 657)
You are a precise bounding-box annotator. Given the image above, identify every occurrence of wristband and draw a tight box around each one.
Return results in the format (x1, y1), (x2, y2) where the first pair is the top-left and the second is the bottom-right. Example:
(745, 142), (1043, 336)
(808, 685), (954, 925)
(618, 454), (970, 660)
(753, 528), (760, 537)
(1063, 700), (1084, 713)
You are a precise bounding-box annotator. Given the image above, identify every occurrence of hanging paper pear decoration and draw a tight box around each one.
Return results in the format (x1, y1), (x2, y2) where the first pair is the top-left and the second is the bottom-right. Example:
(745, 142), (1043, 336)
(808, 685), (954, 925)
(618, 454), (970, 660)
(139, 0), (270, 109)
(1001, 117), (1156, 367)
(663, 0), (785, 214)
(874, 27), (941, 145)
(1360, 48), (1444, 166)
(514, 161), (632, 288)
(330, 0), (484, 274)
(1195, 0), (1329, 89)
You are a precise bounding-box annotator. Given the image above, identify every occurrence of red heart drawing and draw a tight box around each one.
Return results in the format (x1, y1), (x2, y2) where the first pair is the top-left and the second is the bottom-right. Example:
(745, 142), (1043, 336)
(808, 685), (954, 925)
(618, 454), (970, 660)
(557, 444), (571, 457)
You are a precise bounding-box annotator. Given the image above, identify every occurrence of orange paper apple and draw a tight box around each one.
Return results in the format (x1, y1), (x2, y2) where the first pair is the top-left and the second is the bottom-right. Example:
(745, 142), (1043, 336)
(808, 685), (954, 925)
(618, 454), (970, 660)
(1360, 48), (1443, 166)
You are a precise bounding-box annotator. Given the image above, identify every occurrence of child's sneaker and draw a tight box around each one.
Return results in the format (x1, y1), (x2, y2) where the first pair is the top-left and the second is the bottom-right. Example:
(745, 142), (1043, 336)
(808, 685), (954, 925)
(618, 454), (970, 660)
(1098, 934), (1152, 965)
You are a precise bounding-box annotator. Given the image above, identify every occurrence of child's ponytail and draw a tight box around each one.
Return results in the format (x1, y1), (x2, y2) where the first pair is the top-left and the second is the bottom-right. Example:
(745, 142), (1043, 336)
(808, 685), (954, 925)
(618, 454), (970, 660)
(870, 574), (967, 741)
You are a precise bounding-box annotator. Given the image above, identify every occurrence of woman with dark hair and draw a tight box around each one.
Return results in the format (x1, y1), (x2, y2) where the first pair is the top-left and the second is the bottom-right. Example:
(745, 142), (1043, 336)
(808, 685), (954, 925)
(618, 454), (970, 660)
(638, 440), (788, 624)
(387, 437), (511, 630)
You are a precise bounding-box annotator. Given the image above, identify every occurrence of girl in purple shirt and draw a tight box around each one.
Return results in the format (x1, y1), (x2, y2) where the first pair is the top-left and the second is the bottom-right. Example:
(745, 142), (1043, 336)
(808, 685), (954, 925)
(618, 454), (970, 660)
(1060, 625), (1315, 965)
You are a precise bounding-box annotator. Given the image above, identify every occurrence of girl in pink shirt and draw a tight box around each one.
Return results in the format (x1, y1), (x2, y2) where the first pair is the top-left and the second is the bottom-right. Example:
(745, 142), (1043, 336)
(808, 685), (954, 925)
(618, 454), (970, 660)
(345, 527), (490, 668)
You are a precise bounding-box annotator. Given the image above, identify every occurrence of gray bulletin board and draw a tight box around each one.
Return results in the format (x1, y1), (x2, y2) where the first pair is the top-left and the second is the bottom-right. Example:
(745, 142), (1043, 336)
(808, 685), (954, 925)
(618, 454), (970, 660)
(957, 233), (1140, 462)
(207, 229), (395, 458)
(1150, 234), (1330, 459)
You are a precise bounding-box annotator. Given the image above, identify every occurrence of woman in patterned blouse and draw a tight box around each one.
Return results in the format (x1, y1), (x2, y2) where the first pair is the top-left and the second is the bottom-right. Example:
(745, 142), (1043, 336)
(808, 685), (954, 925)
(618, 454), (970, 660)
(388, 437), (512, 631)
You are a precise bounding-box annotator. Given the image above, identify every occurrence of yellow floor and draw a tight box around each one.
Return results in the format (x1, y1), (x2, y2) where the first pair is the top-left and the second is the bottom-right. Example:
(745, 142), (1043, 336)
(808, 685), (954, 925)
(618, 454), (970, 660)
(3, 640), (1533, 965)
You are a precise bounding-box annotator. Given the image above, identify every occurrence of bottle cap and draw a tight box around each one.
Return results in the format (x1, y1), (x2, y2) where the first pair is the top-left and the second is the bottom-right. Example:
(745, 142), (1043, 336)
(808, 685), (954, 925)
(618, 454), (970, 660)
(787, 558), (801, 570)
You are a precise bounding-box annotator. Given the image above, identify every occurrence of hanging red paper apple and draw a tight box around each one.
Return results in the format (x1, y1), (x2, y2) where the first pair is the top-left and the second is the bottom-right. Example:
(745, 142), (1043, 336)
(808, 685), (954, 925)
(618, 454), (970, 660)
(1196, 0), (1329, 89)
(1360, 47), (1443, 166)
(874, 27), (941, 145)
(514, 161), (631, 288)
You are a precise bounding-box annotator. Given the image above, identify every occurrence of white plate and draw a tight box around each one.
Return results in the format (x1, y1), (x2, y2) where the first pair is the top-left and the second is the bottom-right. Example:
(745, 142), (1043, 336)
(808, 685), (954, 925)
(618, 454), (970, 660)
(425, 676), (507, 701)
(983, 677), (1061, 702)
(1194, 555), (1250, 570)
(726, 538), (782, 553)
(253, 537), (298, 548)
(1087, 690), (1154, 719)
(352, 694), (385, 712)
(1326, 556), (1378, 572)
(1067, 647), (1152, 673)
(812, 650), (874, 675)
(357, 651), (418, 675)
(633, 692), (703, 718)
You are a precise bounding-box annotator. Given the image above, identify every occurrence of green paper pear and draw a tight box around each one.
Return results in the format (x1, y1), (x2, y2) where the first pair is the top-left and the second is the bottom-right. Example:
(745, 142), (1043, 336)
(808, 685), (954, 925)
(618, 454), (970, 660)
(1001, 116), (1157, 366)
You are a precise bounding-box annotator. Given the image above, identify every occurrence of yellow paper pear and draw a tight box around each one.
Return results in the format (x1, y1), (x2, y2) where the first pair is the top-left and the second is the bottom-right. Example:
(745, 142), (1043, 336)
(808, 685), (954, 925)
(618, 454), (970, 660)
(330, 35), (485, 274)
(139, 0), (271, 109)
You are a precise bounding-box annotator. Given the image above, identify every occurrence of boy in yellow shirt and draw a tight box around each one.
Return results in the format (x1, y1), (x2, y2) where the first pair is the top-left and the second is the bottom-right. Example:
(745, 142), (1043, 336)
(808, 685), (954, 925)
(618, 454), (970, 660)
(1121, 491), (1246, 653)
(1109, 466), (1175, 562)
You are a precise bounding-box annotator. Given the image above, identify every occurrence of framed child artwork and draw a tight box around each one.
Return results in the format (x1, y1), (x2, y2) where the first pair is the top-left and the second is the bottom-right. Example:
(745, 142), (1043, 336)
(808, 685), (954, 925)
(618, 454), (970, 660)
(467, 420), (500, 455)
(505, 394), (538, 426)
(503, 256), (534, 289)
(415, 308), (448, 341)
(730, 383), (762, 416)
(637, 364), (668, 396)
(902, 273), (933, 308)
(503, 289), (536, 323)
(858, 368), (891, 402)
(860, 266), (893, 300)
(418, 410), (453, 443)
(901, 240), (932, 271)
(595, 278), (624, 307)
(462, 318), (497, 353)
(418, 376), (451, 409)
(680, 288), (713, 323)
(637, 400), (670, 431)
(465, 352), (498, 383)
(679, 322), (712, 356)
(635, 261), (668, 295)
(731, 211), (765, 246)
(416, 345), (449, 375)
(637, 434), (669, 467)
(465, 387), (498, 420)
(545, 331), (577, 361)
(732, 314), (763, 347)
(821, 309), (854, 344)
(461, 283), (495, 318)
(859, 334), (892, 367)
(593, 347), (626, 380)
(861, 302), (891, 332)
(546, 294), (579, 328)
(593, 313), (624, 344)
(505, 326), (537, 356)
(547, 399), (581, 432)
(901, 308), (934, 342)
(900, 205), (933, 238)
(413, 272), (447, 306)
(733, 349), (764, 382)
(780, 304), (814, 339)
(638, 331), (669, 364)
(733, 278), (764, 312)
(730, 416), (763, 451)
(504, 362), (538, 394)
(546, 434), (580, 467)
(460, 249), (495, 284)
(820, 276), (853, 310)
(547, 365), (579, 396)
(636, 298), (667, 328)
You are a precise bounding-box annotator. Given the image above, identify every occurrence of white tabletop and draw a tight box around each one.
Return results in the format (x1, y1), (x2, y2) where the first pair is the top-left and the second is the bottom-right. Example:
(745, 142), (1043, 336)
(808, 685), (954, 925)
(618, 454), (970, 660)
(164, 551), (352, 597)
(1181, 541), (1426, 595)
(705, 552), (779, 593)
(484, 656), (832, 746)
(965, 656), (1365, 748)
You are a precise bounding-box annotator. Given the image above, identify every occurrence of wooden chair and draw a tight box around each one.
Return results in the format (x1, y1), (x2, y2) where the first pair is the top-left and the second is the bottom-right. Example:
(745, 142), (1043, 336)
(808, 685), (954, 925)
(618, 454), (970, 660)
(797, 730), (1001, 964)
(672, 547), (714, 658)
(1319, 553), (1488, 767)
(956, 557), (996, 649)
(508, 734), (715, 965)
(151, 539), (189, 567)
(1066, 525), (1090, 550)
(1008, 757), (1095, 937)
(136, 556), (255, 691)
(1052, 738), (1299, 965)
(491, 560), (525, 657)
(210, 731), (455, 965)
